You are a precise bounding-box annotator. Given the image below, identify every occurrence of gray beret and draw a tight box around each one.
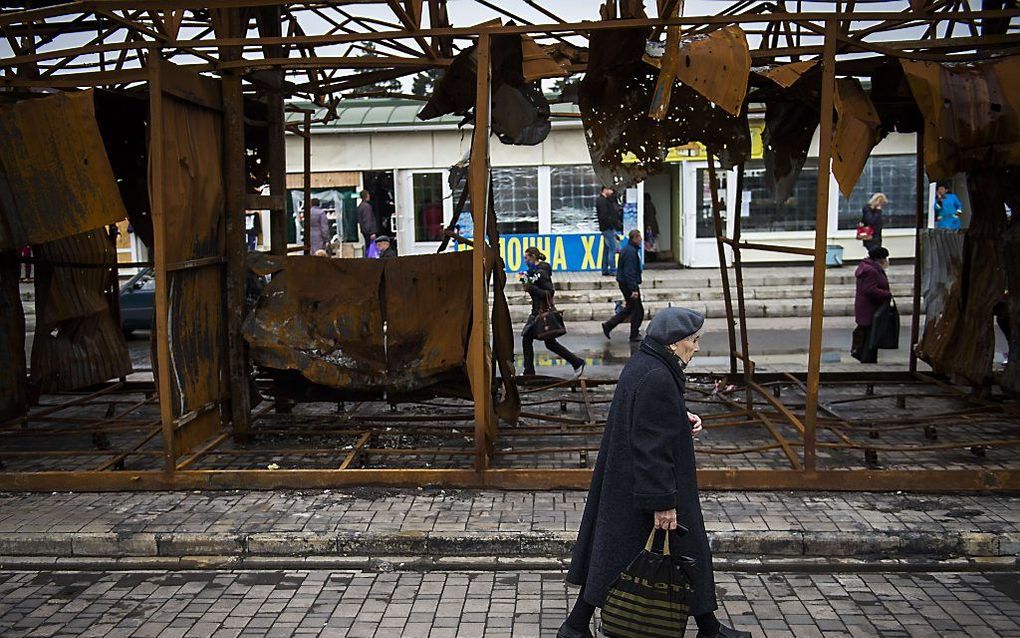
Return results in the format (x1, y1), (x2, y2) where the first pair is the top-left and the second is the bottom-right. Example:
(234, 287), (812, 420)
(646, 307), (705, 345)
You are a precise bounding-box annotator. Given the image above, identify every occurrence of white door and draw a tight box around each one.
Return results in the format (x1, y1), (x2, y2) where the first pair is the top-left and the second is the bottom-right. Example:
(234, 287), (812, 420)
(681, 161), (735, 268)
(398, 169), (451, 255)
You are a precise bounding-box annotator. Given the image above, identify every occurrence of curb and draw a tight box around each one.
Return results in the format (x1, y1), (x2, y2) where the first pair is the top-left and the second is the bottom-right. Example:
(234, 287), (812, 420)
(1, 530), (1017, 560)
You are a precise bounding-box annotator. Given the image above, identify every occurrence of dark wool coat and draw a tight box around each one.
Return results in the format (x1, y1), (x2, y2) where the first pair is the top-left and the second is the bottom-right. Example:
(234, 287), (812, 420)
(566, 345), (717, 617)
(854, 258), (892, 326)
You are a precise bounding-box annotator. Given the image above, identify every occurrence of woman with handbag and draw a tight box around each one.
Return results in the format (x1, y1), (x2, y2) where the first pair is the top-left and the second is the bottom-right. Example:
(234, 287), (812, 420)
(559, 308), (751, 638)
(521, 246), (585, 377)
(852, 246), (894, 363)
(858, 192), (887, 252)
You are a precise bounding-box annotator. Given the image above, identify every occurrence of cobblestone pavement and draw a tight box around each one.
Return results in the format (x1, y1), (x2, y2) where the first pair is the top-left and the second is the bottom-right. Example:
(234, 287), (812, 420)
(0, 568), (1018, 638)
(1, 490), (1016, 536)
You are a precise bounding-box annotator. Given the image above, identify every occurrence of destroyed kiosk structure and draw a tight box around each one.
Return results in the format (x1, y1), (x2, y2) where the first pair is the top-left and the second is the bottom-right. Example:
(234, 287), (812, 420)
(0, 0), (1018, 492)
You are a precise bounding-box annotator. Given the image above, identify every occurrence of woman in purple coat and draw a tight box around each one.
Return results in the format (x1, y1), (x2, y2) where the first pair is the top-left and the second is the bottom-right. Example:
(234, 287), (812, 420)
(852, 246), (893, 363)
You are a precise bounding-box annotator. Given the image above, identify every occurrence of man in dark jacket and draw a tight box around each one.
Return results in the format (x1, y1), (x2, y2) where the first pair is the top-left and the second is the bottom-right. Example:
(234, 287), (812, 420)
(560, 308), (751, 638)
(602, 230), (644, 341)
(596, 186), (622, 276)
(357, 190), (378, 249)
(375, 235), (397, 260)
(852, 246), (893, 363)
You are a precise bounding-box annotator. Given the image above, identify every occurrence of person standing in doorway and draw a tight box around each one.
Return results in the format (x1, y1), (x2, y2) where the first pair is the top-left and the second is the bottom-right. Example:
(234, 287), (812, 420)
(860, 193), (886, 252)
(521, 246), (585, 378)
(934, 182), (964, 230)
(308, 198), (330, 254)
(596, 186), (622, 277)
(357, 190), (378, 248)
(602, 230), (644, 342)
(852, 246), (893, 363)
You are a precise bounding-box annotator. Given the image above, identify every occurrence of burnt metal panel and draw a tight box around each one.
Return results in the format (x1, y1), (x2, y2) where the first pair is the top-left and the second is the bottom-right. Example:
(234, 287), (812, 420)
(833, 77), (884, 197)
(0, 250), (26, 421)
(902, 55), (1020, 180)
(29, 229), (132, 394)
(0, 90), (127, 250)
(578, 1), (750, 188)
(919, 229), (965, 346)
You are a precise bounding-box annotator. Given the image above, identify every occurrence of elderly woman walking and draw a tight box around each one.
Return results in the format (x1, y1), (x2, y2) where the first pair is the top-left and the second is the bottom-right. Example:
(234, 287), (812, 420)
(559, 308), (750, 638)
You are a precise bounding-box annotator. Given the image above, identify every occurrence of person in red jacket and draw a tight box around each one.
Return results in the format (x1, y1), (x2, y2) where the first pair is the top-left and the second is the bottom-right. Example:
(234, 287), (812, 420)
(852, 246), (892, 363)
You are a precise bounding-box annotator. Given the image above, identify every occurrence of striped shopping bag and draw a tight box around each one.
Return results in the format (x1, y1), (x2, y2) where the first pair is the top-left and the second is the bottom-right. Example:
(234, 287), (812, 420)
(601, 529), (694, 638)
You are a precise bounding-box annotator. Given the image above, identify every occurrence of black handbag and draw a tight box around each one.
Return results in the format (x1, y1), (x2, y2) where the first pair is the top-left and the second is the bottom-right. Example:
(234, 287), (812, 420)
(868, 299), (900, 351)
(601, 529), (695, 638)
(533, 291), (566, 340)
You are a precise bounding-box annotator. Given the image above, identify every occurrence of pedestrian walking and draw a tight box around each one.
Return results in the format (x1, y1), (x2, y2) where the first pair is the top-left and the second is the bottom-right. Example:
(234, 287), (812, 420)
(852, 246), (893, 363)
(858, 193), (886, 252)
(560, 308), (751, 638)
(601, 230), (644, 342)
(520, 246), (585, 377)
(357, 190), (378, 248)
(308, 198), (330, 254)
(245, 210), (262, 251)
(596, 186), (622, 277)
(934, 182), (964, 230)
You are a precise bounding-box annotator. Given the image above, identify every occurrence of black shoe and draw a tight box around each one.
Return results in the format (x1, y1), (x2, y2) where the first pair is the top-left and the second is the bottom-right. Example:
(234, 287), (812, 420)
(696, 625), (752, 638)
(556, 622), (593, 638)
(573, 362), (585, 378)
(601, 322), (612, 339)
(629, 333), (642, 342)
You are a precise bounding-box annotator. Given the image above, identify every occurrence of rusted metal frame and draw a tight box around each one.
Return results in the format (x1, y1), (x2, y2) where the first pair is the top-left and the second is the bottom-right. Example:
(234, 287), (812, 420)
(720, 237), (817, 257)
(338, 431), (372, 469)
(0, 382), (126, 428)
(175, 431), (230, 470)
(467, 29), (494, 473)
(0, 395), (157, 435)
(708, 382), (803, 470)
(802, 18), (838, 474)
(651, 0), (682, 39)
(385, 0), (437, 58)
(148, 55), (177, 475)
(216, 56), (452, 71)
(707, 155), (738, 376)
(578, 379), (595, 425)
(794, 19), (1020, 60)
(909, 131), (925, 373)
(467, 0), (574, 47)
(94, 422), (163, 471)
(38, 11), (131, 77)
(325, 6), (424, 57)
(730, 164), (755, 414)
(520, 0), (566, 24)
(0, 449), (165, 458)
(218, 9), (253, 444)
(914, 372), (1020, 418)
(2, 468), (1018, 493)
(748, 381), (807, 437)
(815, 438), (1020, 453)
(165, 255), (226, 271)
(93, 7), (220, 65)
(851, 0), (955, 39)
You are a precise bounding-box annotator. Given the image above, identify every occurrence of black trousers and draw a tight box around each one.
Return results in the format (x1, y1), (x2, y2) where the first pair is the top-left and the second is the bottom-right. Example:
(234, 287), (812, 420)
(605, 282), (644, 338)
(522, 317), (583, 374)
(851, 324), (877, 363)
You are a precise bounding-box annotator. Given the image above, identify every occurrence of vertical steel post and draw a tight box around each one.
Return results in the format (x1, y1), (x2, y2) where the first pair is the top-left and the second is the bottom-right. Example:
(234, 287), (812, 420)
(267, 88), (287, 255)
(303, 111), (313, 255)
(468, 31), (494, 472)
(803, 19), (838, 473)
(148, 56), (176, 474)
(708, 156), (738, 376)
(731, 164), (754, 413)
(909, 131), (925, 373)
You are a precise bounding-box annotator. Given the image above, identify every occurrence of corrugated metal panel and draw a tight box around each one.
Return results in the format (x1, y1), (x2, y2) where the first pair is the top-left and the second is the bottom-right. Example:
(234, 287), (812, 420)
(0, 90), (127, 250)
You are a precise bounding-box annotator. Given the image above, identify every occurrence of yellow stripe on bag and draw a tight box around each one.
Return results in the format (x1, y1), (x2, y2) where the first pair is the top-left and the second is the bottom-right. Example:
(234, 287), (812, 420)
(602, 611), (685, 638)
(602, 603), (686, 631)
(606, 588), (690, 613)
(605, 593), (686, 623)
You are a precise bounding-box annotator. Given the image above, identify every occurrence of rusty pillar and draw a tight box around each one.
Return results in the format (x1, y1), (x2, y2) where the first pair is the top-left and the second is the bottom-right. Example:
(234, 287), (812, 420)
(147, 56), (176, 474)
(909, 131), (925, 373)
(731, 164), (754, 413)
(468, 31), (495, 472)
(219, 9), (252, 441)
(802, 18), (838, 473)
(267, 88), (288, 255)
(303, 111), (313, 255)
(708, 156), (738, 376)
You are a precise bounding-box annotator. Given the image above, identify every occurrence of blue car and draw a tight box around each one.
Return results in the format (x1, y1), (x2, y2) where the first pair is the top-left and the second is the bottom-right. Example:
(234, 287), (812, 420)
(119, 267), (154, 336)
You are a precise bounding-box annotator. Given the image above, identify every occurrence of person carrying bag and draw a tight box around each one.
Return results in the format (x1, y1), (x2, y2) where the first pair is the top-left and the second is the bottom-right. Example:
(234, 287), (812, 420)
(520, 246), (585, 377)
(601, 528), (696, 638)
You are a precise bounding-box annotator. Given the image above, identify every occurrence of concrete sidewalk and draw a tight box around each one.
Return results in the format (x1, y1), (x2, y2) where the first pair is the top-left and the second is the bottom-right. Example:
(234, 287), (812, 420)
(1, 490), (1017, 564)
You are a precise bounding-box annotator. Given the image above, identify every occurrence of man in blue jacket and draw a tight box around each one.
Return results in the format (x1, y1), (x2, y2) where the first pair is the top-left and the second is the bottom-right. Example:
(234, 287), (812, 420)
(934, 183), (963, 230)
(602, 230), (644, 342)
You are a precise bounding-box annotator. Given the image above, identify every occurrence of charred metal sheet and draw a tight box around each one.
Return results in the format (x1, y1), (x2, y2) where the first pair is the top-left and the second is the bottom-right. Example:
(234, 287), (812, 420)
(418, 33), (551, 146)
(761, 67), (820, 203)
(579, 0), (750, 188)
(833, 77), (884, 198)
(520, 34), (567, 83)
(0, 250), (26, 421)
(918, 172), (1009, 386)
(29, 229), (131, 395)
(0, 90), (127, 250)
(755, 60), (817, 89)
(869, 62), (923, 135)
(650, 25), (751, 118)
(1003, 211), (1020, 394)
(919, 229), (964, 346)
(902, 55), (1020, 180)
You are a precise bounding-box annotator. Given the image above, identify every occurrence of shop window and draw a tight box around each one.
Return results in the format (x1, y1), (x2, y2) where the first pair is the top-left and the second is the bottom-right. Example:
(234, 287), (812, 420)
(838, 154), (921, 230)
(550, 165), (603, 234)
(492, 167), (539, 235)
(725, 160), (820, 234)
(412, 172), (444, 242)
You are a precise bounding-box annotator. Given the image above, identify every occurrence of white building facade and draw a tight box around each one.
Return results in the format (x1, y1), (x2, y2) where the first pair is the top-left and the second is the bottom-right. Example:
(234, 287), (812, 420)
(285, 98), (935, 269)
